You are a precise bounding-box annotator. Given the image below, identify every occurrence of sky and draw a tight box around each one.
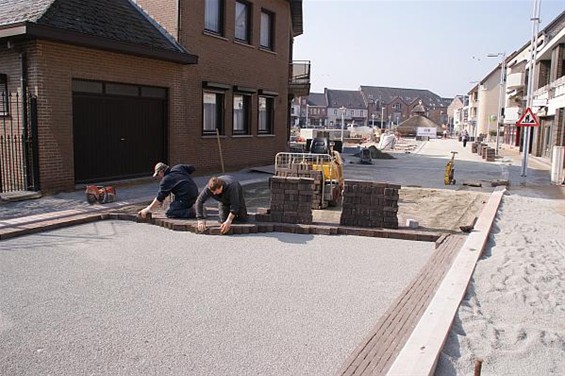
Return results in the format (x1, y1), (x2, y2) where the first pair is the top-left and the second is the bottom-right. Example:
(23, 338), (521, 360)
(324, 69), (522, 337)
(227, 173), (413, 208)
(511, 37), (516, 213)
(293, 0), (565, 98)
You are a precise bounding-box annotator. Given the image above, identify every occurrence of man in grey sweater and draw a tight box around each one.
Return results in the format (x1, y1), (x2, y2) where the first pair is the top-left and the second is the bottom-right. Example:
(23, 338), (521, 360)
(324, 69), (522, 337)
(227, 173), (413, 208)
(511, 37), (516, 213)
(195, 175), (248, 234)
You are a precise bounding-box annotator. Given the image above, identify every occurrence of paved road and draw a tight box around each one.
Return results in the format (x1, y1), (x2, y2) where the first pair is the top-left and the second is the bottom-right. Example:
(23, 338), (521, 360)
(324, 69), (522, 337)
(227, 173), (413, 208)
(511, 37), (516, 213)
(0, 221), (434, 376)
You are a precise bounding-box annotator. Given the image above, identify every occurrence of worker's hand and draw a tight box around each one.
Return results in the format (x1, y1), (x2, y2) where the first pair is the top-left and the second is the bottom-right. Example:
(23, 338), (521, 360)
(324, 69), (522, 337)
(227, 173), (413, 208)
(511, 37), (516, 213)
(220, 219), (232, 235)
(197, 220), (206, 233)
(138, 207), (150, 219)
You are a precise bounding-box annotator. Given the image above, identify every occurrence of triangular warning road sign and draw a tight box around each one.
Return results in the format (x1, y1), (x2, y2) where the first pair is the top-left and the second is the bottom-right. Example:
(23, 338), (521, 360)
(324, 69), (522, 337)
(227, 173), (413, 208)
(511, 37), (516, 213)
(516, 107), (540, 127)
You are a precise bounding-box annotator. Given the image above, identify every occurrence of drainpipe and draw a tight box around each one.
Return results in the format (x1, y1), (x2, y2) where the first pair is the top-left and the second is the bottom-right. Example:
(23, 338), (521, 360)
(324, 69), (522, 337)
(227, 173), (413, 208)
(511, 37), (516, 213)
(177, 0), (182, 44)
(19, 51), (31, 189)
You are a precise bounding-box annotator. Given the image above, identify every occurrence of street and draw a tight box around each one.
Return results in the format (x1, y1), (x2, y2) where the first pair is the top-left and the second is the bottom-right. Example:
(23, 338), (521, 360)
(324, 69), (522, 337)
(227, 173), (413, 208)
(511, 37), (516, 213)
(0, 221), (433, 376)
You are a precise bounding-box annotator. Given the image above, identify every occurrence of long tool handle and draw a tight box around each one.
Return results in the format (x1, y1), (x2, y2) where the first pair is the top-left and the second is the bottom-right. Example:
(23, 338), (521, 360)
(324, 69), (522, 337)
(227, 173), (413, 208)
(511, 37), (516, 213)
(216, 128), (225, 173)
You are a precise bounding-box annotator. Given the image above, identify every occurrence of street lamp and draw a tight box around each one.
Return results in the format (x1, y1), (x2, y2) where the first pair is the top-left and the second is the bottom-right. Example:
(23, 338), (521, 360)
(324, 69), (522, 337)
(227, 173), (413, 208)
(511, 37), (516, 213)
(339, 106), (346, 143)
(487, 52), (506, 155)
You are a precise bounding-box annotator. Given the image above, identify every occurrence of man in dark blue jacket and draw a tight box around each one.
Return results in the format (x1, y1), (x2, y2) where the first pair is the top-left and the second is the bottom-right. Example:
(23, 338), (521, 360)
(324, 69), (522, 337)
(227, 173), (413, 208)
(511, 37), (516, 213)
(138, 162), (199, 219)
(195, 175), (248, 234)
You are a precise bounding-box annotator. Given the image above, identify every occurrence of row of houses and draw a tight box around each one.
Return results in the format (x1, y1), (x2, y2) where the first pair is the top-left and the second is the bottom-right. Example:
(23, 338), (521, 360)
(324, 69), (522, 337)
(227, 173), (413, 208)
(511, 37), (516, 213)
(291, 87), (456, 130)
(463, 10), (565, 165)
(0, 0), (308, 194)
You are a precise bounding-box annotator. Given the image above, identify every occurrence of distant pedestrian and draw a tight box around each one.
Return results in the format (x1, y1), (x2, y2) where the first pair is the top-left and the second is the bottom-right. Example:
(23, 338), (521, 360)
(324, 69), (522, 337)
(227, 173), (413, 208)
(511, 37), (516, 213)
(138, 162), (199, 219)
(443, 129), (447, 139)
(195, 175), (248, 234)
(462, 130), (469, 148)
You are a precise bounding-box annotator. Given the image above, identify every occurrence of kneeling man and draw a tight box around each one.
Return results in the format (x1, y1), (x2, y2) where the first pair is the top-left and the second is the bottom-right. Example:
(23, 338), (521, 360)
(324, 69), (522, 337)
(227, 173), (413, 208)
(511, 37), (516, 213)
(195, 176), (248, 234)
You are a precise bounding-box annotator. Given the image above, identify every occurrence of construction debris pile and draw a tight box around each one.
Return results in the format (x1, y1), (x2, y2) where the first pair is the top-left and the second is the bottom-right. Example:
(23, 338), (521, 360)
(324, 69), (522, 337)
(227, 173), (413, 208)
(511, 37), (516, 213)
(340, 180), (401, 229)
(255, 176), (314, 224)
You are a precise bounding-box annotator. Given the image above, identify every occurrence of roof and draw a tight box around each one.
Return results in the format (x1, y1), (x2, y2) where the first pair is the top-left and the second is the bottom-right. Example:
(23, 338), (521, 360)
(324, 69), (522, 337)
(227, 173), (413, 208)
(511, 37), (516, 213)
(360, 85), (452, 108)
(0, 0), (197, 64)
(306, 92), (326, 107)
(326, 89), (366, 109)
(0, 0), (55, 25)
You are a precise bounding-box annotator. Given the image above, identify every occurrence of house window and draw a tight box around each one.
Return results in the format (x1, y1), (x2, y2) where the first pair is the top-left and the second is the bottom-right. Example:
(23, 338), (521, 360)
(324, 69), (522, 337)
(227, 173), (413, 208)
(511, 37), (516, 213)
(233, 94), (250, 134)
(203, 91), (224, 135)
(258, 96), (274, 134)
(393, 103), (401, 111)
(260, 10), (274, 50)
(205, 0), (224, 35)
(235, 1), (251, 43)
(0, 74), (8, 116)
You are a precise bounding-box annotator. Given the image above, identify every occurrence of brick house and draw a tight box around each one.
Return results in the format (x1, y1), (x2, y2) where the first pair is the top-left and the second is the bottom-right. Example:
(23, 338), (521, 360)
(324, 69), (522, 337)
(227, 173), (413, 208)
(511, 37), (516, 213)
(0, 0), (305, 193)
(361, 86), (451, 129)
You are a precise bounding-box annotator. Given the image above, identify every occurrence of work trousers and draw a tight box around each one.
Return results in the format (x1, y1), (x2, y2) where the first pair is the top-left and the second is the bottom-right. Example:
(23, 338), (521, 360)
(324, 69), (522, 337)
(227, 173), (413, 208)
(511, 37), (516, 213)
(166, 199), (196, 219)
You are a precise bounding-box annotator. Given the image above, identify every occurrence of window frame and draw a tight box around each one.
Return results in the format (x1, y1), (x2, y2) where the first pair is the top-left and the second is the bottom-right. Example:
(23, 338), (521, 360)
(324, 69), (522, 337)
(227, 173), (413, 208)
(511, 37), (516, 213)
(203, 90), (225, 136)
(258, 96), (274, 134)
(233, 93), (251, 135)
(205, 0), (224, 36)
(235, 1), (251, 44)
(260, 9), (274, 50)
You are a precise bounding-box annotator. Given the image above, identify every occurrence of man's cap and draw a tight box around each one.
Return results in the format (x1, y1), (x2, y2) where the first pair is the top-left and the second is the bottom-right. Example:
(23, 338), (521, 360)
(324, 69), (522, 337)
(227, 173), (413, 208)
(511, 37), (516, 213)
(153, 162), (168, 177)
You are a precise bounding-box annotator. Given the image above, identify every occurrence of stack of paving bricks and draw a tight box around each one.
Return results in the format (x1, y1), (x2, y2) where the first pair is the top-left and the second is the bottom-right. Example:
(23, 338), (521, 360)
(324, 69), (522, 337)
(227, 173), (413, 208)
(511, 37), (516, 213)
(471, 141), (479, 153)
(255, 176), (314, 224)
(275, 165), (326, 209)
(340, 180), (400, 229)
(482, 146), (495, 161)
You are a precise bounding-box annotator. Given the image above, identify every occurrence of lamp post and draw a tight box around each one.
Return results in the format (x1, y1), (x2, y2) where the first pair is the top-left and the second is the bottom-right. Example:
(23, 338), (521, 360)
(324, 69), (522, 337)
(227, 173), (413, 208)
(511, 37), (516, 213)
(381, 106), (384, 130)
(371, 114), (375, 127)
(521, 0), (541, 177)
(305, 104), (309, 127)
(339, 106), (346, 142)
(487, 51), (506, 155)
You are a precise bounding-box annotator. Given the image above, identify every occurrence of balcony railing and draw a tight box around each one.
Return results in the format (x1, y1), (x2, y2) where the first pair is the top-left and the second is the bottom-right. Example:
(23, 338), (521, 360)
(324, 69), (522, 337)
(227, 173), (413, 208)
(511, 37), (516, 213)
(551, 75), (565, 97)
(506, 72), (525, 90)
(289, 60), (311, 97)
(533, 84), (549, 97)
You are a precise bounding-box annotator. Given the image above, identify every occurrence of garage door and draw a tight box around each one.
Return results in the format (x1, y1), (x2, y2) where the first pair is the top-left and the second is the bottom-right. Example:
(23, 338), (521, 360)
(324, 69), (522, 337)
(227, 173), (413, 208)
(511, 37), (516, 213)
(72, 80), (167, 183)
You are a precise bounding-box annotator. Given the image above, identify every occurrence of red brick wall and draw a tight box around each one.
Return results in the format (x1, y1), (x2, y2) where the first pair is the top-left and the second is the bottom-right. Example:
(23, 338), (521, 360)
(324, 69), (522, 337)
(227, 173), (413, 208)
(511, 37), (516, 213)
(27, 40), (185, 193)
(141, 0), (292, 172)
(134, 0), (179, 40)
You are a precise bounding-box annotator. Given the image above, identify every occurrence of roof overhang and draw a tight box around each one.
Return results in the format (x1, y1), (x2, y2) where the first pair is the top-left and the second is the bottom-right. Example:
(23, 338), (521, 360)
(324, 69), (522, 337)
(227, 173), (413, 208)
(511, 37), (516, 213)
(289, 0), (303, 37)
(0, 22), (198, 65)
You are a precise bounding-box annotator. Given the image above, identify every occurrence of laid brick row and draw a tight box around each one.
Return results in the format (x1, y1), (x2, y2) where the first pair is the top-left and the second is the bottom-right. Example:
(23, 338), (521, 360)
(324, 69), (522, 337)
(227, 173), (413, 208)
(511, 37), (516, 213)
(1, 210), (442, 243)
(123, 212), (441, 241)
(337, 234), (465, 375)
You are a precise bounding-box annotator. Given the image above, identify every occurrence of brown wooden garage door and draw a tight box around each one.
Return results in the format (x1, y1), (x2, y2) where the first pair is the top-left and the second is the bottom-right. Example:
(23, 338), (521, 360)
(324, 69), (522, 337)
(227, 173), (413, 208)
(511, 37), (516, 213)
(72, 80), (167, 183)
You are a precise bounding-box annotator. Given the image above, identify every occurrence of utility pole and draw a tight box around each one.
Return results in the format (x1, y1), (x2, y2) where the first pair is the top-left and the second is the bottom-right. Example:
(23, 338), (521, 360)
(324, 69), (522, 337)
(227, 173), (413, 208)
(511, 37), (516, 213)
(522, 0), (541, 177)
